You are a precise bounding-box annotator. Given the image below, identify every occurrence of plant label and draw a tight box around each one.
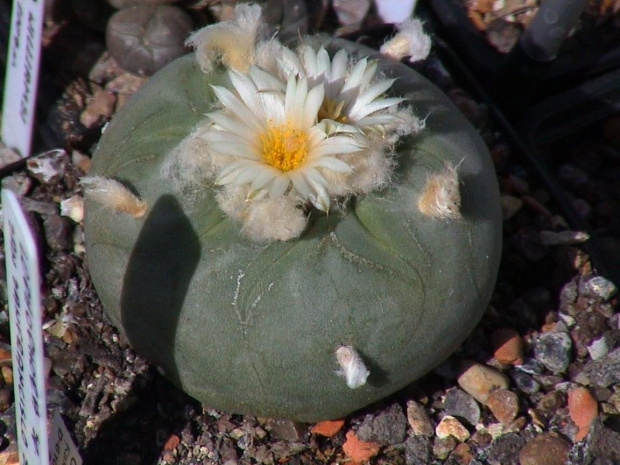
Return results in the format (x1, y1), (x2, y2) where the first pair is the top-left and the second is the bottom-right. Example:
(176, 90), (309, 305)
(1, 0), (45, 156)
(2, 188), (49, 464)
(50, 411), (83, 465)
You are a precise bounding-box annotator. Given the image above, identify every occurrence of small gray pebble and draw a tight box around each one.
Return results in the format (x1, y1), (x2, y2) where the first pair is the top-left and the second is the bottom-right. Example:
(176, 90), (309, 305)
(581, 347), (620, 388)
(404, 435), (432, 465)
(533, 331), (572, 375)
(588, 334), (611, 360)
(44, 215), (73, 252)
(585, 276), (617, 301)
(444, 388), (481, 426)
(509, 369), (541, 395)
(356, 403), (407, 445)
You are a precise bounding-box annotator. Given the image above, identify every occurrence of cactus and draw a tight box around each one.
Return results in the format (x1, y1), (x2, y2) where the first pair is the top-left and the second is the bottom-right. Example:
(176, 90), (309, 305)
(84, 17), (501, 421)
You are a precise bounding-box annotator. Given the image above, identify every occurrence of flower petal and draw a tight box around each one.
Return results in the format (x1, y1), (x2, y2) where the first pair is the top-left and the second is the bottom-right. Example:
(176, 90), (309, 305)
(315, 156), (353, 173)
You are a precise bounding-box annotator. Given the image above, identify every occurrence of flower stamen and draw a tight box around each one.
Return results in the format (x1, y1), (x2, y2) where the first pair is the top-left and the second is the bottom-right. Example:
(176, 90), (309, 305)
(260, 123), (308, 172)
(318, 98), (348, 123)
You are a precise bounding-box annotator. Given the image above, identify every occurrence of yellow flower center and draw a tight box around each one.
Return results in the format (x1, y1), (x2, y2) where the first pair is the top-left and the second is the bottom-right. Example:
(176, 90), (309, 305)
(260, 123), (308, 172)
(318, 98), (348, 123)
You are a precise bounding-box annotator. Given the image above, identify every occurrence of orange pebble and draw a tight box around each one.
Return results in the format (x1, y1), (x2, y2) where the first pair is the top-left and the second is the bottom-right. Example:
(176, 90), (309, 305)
(568, 387), (598, 441)
(492, 328), (524, 365)
(342, 431), (380, 463)
(163, 434), (180, 451)
(310, 419), (345, 437)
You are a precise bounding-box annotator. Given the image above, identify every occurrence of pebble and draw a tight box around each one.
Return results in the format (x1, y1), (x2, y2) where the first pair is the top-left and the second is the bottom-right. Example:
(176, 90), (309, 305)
(342, 430), (380, 463)
(0, 389), (13, 411)
(404, 435), (431, 465)
(20, 198), (58, 215)
(587, 333), (611, 360)
(518, 432), (570, 465)
(60, 196), (85, 223)
(1, 367), (12, 385)
(539, 230), (590, 246)
(486, 389), (519, 425)
(501, 195), (523, 220)
(0, 445), (19, 465)
(333, 0), (370, 27)
(44, 215), (74, 252)
(491, 328), (524, 365)
(533, 331), (572, 374)
(310, 419), (344, 437)
(1, 173), (32, 197)
(584, 276), (617, 301)
(537, 391), (565, 413)
(457, 361), (510, 404)
(435, 415), (470, 442)
(485, 432), (526, 465)
(163, 434), (180, 451)
(509, 369), (541, 394)
(579, 347), (620, 387)
(356, 403), (407, 445)
(26, 149), (68, 184)
(433, 436), (457, 460)
(444, 388), (481, 426)
(517, 358), (546, 375)
(568, 386), (598, 441)
(0, 143), (20, 170)
(406, 400), (434, 437)
(590, 418), (620, 461)
(264, 419), (306, 442)
(71, 150), (92, 174)
(80, 89), (117, 128)
(449, 442), (474, 465)
(0, 346), (11, 365)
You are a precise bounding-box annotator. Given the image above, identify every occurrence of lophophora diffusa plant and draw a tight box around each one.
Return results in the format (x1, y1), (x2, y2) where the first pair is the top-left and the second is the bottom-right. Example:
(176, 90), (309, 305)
(83, 4), (502, 421)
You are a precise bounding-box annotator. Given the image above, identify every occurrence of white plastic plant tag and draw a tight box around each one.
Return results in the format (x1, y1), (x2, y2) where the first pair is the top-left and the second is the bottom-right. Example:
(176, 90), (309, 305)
(50, 411), (83, 465)
(374, 0), (418, 23)
(2, 188), (49, 464)
(1, 0), (46, 156)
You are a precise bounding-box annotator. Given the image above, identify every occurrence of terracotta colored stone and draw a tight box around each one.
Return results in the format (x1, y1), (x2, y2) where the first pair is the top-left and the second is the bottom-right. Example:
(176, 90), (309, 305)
(342, 431), (380, 463)
(450, 442), (474, 465)
(486, 389), (519, 425)
(163, 434), (180, 451)
(310, 419), (345, 437)
(457, 361), (509, 404)
(568, 387), (598, 441)
(0, 347), (11, 365)
(0, 445), (19, 465)
(492, 328), (524, 365)
(435, 415), (470, 442)
(519, 432), (570, 465)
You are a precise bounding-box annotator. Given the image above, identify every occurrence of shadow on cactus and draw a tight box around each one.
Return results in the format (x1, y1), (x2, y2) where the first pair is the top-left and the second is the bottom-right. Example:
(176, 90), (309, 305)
(83, 4), (502, 421)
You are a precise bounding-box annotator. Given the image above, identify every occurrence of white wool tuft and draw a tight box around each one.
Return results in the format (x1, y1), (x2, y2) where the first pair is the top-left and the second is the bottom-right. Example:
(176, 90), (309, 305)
(185, 3), (263, 73)
(336, 345), (370, 389)
(242, 197), (307, 242)
(380, 18), (431, 63)
(417, 161), (462, 220)
(81, 176), (147, 218)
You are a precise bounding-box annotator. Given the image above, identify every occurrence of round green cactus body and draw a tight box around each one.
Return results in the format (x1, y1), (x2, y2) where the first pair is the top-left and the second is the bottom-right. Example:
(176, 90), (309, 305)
(84, 38), (502, 422)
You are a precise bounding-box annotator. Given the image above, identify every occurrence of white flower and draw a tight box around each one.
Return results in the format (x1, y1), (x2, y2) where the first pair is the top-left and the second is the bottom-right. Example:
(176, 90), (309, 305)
(279, 45), (405, 131)
(202, 66), (363, 213)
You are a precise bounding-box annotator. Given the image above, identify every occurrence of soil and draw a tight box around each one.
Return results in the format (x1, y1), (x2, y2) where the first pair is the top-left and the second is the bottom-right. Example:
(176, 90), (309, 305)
(0, 1), (619, 464)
